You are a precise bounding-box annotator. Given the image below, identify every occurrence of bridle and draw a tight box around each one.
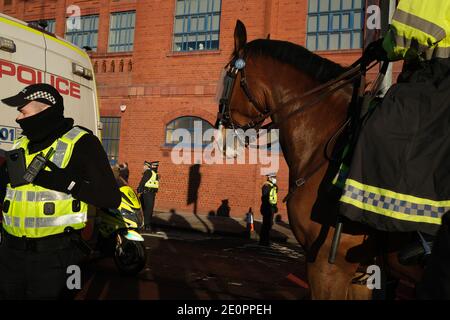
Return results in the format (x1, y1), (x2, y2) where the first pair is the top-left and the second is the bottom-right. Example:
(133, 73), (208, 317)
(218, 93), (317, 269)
(216, 51), (383, 201)
(216, 54), (270, 132)
(216, 53), (375, 132)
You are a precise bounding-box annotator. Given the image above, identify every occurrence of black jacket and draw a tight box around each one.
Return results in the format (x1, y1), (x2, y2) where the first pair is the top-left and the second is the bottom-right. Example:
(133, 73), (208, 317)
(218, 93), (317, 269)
(0, 126), (121, 210)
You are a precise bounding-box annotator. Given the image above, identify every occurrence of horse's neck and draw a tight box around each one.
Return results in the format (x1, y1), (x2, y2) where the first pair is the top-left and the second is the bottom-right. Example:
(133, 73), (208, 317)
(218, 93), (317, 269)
(272, 77), (352, 182)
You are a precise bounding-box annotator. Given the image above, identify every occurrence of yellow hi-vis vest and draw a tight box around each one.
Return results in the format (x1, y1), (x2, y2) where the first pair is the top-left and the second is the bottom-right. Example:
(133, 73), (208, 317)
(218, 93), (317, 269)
(265, 181), (278, 205)
(383, 0), (450, 61)
(2, 127), (88, 238)
(144, 170), (159, 189)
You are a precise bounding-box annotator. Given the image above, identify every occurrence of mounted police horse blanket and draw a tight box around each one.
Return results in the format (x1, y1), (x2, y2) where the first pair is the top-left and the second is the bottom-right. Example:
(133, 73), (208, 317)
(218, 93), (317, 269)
(339, 58), (450, 236)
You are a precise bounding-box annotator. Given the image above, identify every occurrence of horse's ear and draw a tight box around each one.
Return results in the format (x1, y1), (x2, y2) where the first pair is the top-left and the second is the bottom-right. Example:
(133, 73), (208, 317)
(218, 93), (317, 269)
(266, 33), (271, 39)
(234, 20), (247, 55)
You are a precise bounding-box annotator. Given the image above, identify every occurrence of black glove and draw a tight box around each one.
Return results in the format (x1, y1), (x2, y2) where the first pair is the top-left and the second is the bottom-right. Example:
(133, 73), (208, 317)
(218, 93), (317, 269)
(33, 160), (78, 194)
(362, 38), (388, 65)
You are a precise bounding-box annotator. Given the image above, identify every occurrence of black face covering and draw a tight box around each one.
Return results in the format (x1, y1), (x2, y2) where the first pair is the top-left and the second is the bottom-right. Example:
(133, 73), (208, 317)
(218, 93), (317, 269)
(16, 106), (64, 142)
(16, 106), (73, 153)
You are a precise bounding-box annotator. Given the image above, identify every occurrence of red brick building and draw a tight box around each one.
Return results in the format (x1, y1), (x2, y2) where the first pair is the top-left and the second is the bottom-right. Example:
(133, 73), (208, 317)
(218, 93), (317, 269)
(1, 0), (392, 220)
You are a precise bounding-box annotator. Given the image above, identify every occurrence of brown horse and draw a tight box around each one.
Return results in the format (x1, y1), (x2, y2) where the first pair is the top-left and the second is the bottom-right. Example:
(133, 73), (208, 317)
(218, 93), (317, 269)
(217, 20), (423, 299)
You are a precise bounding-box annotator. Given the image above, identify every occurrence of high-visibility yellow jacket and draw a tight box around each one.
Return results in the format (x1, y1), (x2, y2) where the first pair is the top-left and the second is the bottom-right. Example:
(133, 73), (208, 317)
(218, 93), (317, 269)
(383, 0), (450, 61)
(144, 170), (159, 190)
(2, 127), (88, 238)
(265, 181), (278, 205)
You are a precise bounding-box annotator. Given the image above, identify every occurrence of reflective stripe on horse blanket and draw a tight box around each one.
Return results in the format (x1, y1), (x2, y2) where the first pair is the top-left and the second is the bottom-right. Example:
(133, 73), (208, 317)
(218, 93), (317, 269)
(339, 58), (450, 236)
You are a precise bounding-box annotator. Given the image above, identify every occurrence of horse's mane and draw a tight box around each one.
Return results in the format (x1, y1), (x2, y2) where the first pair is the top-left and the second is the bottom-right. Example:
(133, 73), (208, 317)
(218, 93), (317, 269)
(244, 39), (348, 83)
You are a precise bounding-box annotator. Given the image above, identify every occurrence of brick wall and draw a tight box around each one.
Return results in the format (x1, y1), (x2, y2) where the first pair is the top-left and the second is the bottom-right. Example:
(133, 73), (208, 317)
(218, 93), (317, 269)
(3, 0), (372, 220)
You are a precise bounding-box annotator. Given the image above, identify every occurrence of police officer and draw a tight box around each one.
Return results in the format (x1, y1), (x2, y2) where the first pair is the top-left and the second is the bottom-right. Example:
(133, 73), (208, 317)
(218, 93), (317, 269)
(259, 174), (278, 246)
(118, 162), (129, 183)
(0, 83), (121, 299)
(137, 161), (160, 232)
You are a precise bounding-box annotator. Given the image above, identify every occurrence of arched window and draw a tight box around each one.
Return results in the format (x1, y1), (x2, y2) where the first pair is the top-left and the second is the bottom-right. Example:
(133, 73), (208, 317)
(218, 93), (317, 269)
(165, 116), (214, 147)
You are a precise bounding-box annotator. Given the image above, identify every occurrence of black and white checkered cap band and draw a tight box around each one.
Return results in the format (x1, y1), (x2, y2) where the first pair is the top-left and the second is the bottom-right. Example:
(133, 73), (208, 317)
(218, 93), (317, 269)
(24, 91), (56, 105)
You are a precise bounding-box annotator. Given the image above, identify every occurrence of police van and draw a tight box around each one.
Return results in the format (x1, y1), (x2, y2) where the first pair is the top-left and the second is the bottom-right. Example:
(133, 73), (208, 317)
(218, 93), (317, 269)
(0, 13), (100, 152)
(0, 13), (101, 239)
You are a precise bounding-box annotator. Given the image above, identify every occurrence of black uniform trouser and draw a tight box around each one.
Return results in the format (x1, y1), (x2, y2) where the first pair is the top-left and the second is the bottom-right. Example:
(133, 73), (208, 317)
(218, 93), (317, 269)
(260, 205), (276, 245)
(0, 233), (85, 300)
(141, 190), (156, 227)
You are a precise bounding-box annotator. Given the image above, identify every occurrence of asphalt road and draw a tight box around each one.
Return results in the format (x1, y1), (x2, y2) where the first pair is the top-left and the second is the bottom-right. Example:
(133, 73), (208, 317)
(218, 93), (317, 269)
(75, 228), (309, 300)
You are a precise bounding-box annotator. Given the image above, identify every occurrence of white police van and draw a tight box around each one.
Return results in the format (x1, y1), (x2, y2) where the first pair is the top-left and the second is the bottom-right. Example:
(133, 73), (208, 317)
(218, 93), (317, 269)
(0, 13), (101, 239)
(0, 13), (100, 151)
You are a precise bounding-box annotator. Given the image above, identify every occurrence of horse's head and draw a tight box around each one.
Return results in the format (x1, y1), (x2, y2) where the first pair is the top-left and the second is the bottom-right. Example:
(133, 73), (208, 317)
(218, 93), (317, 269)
(215, 20), (270, 131)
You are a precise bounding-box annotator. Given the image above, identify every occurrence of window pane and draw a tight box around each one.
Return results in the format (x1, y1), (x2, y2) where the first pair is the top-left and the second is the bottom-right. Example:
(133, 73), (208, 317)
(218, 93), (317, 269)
(121, 14), (128, 28)
(340, 32), (351, 49)
(92, 33), (98, 46)
(341, 14), (349, 29)
(212, 14), (220, 30)
(174, 36), (183, 51)
(176, 0), (185, 14)
(198, 16), (205, 31)
(329, 33), (339, 49)
(189, 0), (197, 13)
(353, 12), (362, 29)
(354, 0), (363, 9)
(307, 35), (317, 51)
(318, 15), (328, 32)
(199, 0), (208, 12)
(332, 15), (340, 30)
(166, 130), (173, 143)
(178, 117), (191, 129)
(174, 18), (183, 33)
(319, 0), (329, 12)
(352, 31), (362, 49)
(82, 18), (88, 30)
(190, 17), (198, 31)
(330, 0), (340, 10)
(308, 16), (317, 32)
(213, 0), (221, 11)
(342, 0), (352, 10)
(188, 35), (196, 50)
(309, 0), (318, 13)
(318, 34), (327, 50)
(197, 34), (206, 50)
